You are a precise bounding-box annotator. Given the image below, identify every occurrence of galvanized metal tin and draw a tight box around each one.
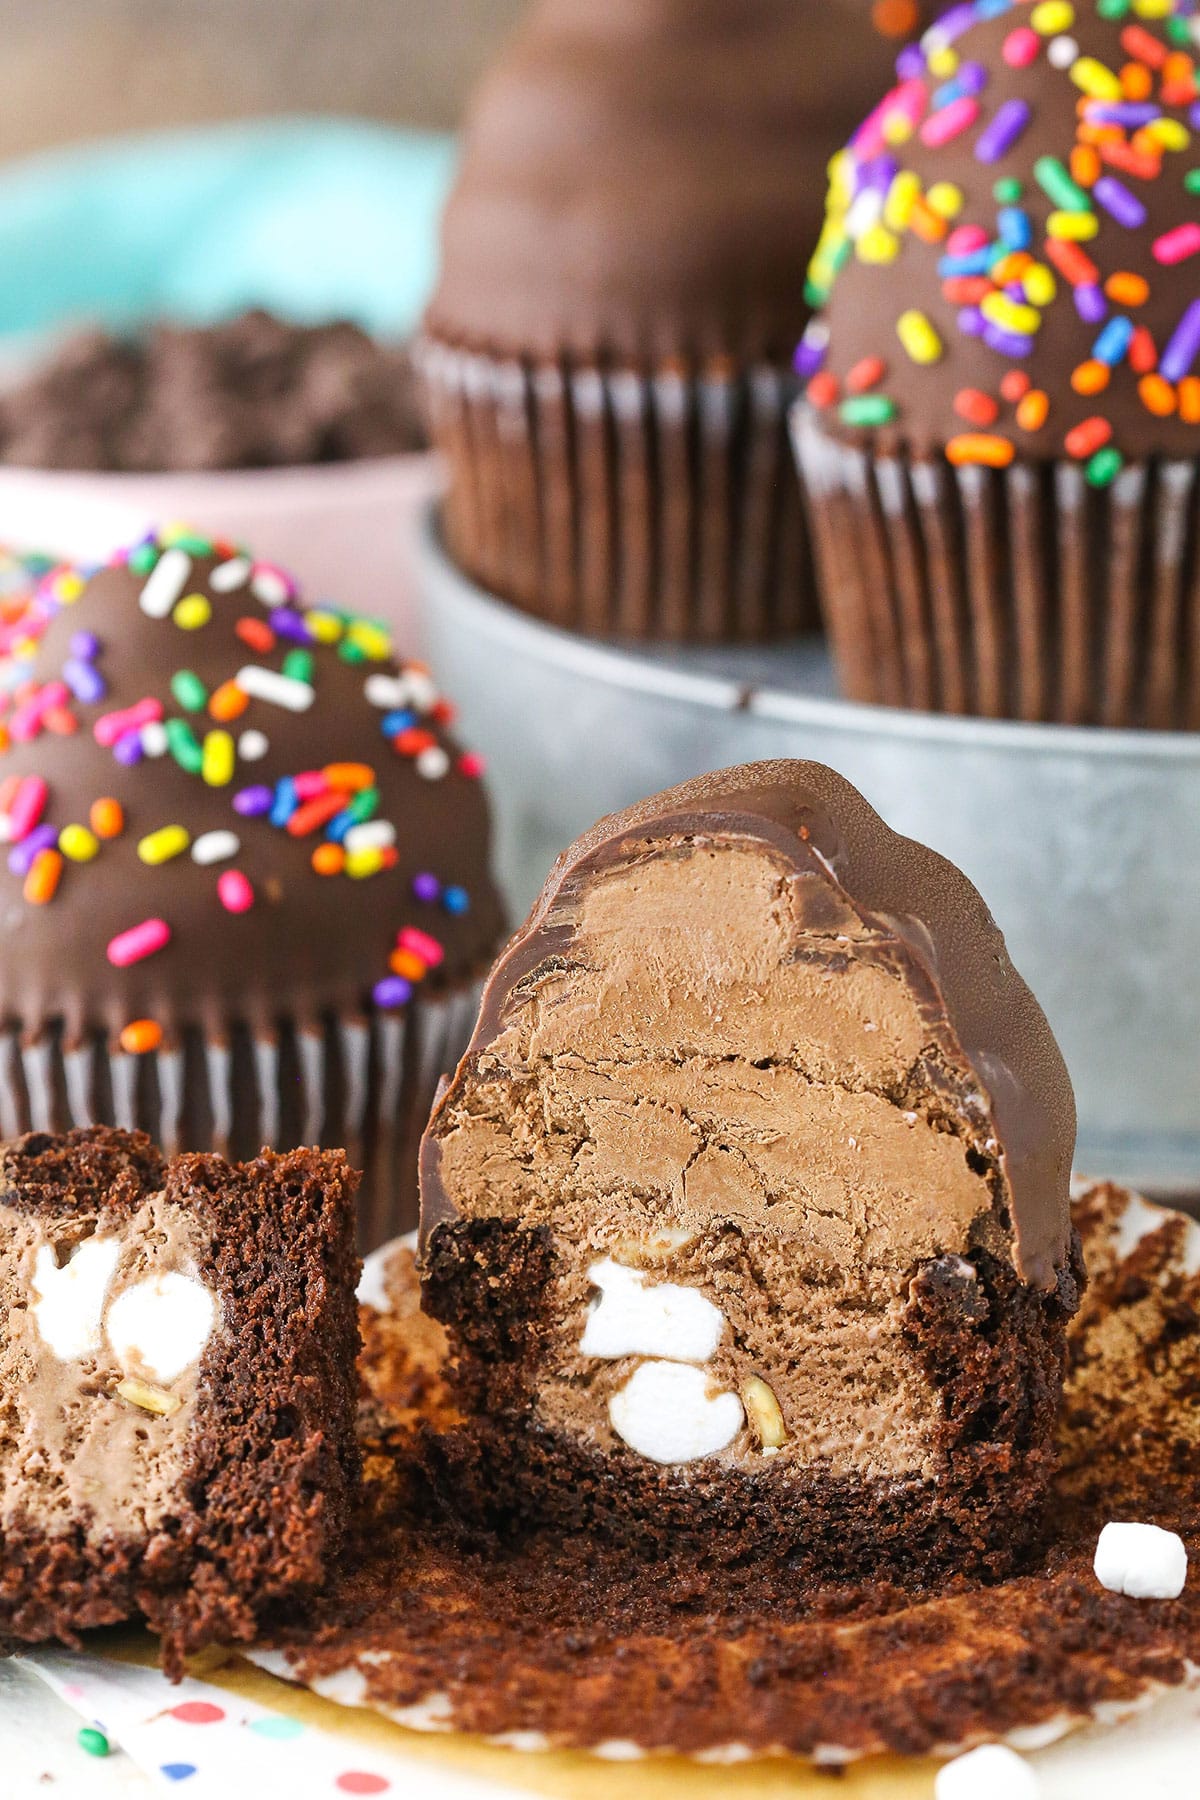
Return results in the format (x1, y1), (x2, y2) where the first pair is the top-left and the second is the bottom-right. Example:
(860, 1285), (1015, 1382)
(416, 509), (1200, 1194)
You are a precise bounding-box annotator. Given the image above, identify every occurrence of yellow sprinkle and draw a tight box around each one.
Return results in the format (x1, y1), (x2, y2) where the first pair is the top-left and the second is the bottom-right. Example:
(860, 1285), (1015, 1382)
(926, 44), (959, 78)
(926, 181), (964, 220)
(897, 309), (944, 365)
(306, 609), (343, 644)
(345, 847), (385, 879)
(58, 824), (99, 863)
(980, 293), (1042, 335)
(884, 170), (921, 230)
(201, 729), (235, 788)
(173, 593), (212, 630)
(828, 150), (855, 209)
(346, 621), (391, 662)
(1145, 117), (1189, 152)
(1070, 57), (1122, 101)
(1132, 0), (1172, 14)
(1047, 210), (1100, 241)
(857, 224), (900, 264)
(1031, 0), (1074, 31)
(882, 111), (915, 147)
(1023, 264), (1057, 307)
(137, 825), (190, 866)
(56, 572), (86, 603)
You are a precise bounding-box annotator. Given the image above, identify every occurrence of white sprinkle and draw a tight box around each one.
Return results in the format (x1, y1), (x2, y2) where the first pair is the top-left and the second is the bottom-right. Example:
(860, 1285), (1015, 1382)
(140, 720), (169, 757)
(191, 830), (241, 866)
(1094, 1522), (1188, 1600)
(343, 820), (396, 855)
(209, 555), (251, 593)
(935, 1745), (1038, 1799)
(238, 729), (269, 761)
(1047, 34), (1078, 68)
(416, 746), (450, 780)
(250, 567), (291, 606)
(364, 673), (414, 710)
(138, 548), (192, 619)
(235, 666), (314, 713)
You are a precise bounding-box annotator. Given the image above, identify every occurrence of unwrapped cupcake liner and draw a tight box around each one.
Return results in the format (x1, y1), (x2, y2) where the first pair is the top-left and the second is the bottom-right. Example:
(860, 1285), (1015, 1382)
(794, 407), (1200, 727)
(417, 340), (817, 642)
(0, 982), (481, 1249)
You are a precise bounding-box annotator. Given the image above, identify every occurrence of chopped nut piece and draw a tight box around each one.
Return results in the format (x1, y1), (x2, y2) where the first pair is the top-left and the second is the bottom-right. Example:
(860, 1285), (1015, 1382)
(115, 1376), (181, 1417)
(610, 1226), (696, 1265)
(742, 1376), (787, 1451)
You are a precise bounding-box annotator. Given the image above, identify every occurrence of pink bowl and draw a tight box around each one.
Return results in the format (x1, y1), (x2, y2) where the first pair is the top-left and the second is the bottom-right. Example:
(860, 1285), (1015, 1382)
(0, 452), (444, 642)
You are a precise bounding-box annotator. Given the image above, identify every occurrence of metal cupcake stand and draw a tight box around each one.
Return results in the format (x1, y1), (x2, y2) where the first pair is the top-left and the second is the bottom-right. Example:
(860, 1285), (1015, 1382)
(416, 505), (1200, 1198)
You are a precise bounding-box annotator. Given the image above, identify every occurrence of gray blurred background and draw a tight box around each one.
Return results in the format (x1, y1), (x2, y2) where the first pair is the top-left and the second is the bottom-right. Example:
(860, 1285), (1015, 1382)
(0, 0), (525, 157)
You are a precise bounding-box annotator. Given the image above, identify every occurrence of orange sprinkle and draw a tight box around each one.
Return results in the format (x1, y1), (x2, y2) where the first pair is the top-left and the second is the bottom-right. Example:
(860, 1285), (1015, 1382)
(954, 388), (1000, 427)
(1121, 23), (1167, 69)
(1070, 144), (1101, 188)
(1071, 360), (1111, 397)
(1131, 126), (1166, 163)
(871, 0), (918, 36)
(1100, 140), (1161, 181)
(311, 843), (345, 876)
(89, 796), (124, 839)
(991, 251), (1033, 286)
(1016, 389), (1050, 432)
(1045, 238), (1099, 287)
(23, 848), (62, 906)
(1138, 374), (1177, 417)
(945, 433), (1014, 469)
(1162, 79), (1197, 109)
(1180, 378), (1200, 426)
(807, 370), (839, 409)
(1162, 51), (1194, 89)
(0, 724), (9, 755)
(40, 706), (77, 736)
(322, 762), (376, 792)
(846, 356), (887, 395)
(1105, 271), (1149, 307)
(1000, 369), (1032, 403)
(208, 679), (249, 722)
(1078, 122), (1123, 146)
(389, 949), (427, 982)
(119, 1019), (163, 1056)
(1119, 60), (1153, 101)
(943, 276), (992, 304)
(908, 198), (949, 243)
(1129, 326), (1158, 375)
(1064, 417), (1112, 461)
(235, 616), (275, 655)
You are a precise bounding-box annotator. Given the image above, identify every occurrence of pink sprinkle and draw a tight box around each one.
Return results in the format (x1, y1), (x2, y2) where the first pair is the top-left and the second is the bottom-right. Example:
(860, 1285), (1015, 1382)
(108, 918), (171, 967)
(1003, 26), (1040, 69)
(457, 751), (486, 779)
(217, 870), (254, 914)
(7, 776), (47, 842)
(853, 77), (927, 157)
(294, 770), (329, 799)
(397, 926), (445, 967)
(94, 696), (163, 748)
(10, 681), (69, 743)
(946, 224), (990, 256)
(1153, 224), (1200, 266)
(920, 96), (980, 148)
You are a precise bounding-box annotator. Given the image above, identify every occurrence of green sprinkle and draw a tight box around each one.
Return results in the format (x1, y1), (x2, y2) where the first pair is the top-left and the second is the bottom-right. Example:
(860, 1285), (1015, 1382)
(839, 395), (897, 428)
(348, 786), (379, 824)
(1086, 447), (1123, 489)
(282, 648), (314, 683)
(804, 277), (831, 310)
(1167, 13), (1192, 45)
(128, 544), (158, 576)
(163, 531), (215, 556)
(170, 670), (208, 712)
(338, 640), (367, 664)
(165, 717), (203, 775)
(77, 1727), (109, 1758)
(993, 177), (1023, 204)
(1185, 169), (1200, 195)
(1096, 0), (1130, 16)
(1033, 156), (1092, 215)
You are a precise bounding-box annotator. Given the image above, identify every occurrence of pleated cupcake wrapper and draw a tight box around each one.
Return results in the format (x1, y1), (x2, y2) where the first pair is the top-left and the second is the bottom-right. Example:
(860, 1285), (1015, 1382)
(794, 406), (1200, 727)
(0, 983), (481, 1249)
(417, 340), (817, 642)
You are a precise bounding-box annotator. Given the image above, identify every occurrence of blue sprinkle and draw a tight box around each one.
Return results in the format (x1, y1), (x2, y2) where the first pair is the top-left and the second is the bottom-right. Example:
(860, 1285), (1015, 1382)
(1093, 316), (1134, 367)
(997, 207), (1032, 251)
(324, 807), (357, 843)
(382, 709), (417, 736)
(938, 249), (993, 277)
(269, 776), (298, 829)
(442, 886), (470, 916)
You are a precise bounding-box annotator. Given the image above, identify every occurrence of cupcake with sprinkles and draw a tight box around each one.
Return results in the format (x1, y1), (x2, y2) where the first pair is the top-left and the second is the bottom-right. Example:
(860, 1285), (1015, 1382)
(0, 528), (505, 1245)
(793, 0), (1200, 727)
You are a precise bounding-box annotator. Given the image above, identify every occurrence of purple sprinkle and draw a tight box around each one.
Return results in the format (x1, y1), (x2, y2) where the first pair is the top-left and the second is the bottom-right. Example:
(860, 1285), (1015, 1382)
(1074, 284), (1108, 325)
(411, 871), (441, 903)
(956, 61), (989, 97)
(975, 98), (1031, 165)
(1004, 281), (1027, 303)
(934, 2), (978, 42)
(268, 607), (311, 643)
(1093, 175), (1146, 230)
(8, 823), (57, 877)
(1161, 299), (1200, 384)
(1085, 103), (1159, 128)
(372, 976), (413, 1010)
(895, 44), (925, 81)
(982, 324), (1033, 358)
(860, 153), (899, 195)
(68, 630), (100, 661)
(794, 335), (827, 379)
(1191, 101), (1200, 130)
(113, 730), (143, 766)
(233, 784), (273, 817)
(958, 306), (986, 339)
(62, 658), (106, 704)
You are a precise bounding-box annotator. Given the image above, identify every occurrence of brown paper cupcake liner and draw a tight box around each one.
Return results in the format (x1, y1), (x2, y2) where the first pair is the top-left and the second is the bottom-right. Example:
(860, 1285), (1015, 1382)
(0, 982), (481, 1249)
(794, 407), (1200, 727)
(417, 339), (817, 643)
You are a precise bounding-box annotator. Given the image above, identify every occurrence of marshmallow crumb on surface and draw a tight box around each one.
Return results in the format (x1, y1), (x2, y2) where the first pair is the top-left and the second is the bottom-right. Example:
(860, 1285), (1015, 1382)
(1094, 1521), (1189, 1600)
(935, 1743), (1040, 1799)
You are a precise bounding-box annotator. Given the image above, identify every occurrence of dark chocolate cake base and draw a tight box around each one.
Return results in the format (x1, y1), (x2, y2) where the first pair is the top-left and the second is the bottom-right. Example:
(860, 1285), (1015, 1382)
(260, 1182), (1200, 1761)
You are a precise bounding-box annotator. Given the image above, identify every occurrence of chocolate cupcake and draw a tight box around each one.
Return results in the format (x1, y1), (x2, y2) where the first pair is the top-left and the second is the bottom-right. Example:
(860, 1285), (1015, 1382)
(418, 0), (937, 644)
(794, 0), (1200, 726)
(0, 530), (505, 1246)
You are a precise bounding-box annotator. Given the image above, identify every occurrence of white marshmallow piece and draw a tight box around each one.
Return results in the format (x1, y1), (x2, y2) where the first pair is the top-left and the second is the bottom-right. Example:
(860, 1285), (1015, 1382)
(30, 1237), (122, 1360)
(935, 1744), (1039, 1800)
(609, 1361), (743, 1465)
(580, 1259), (725, 1363)
(1094, 1521), (1188, 1600)
(105, 1272), (217, 1385)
